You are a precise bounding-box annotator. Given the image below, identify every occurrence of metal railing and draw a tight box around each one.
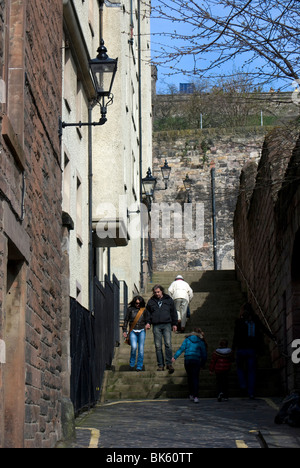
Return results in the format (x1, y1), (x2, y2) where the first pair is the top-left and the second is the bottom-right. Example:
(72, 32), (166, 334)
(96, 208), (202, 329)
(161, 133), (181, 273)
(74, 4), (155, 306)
(70, 274), (124, 414)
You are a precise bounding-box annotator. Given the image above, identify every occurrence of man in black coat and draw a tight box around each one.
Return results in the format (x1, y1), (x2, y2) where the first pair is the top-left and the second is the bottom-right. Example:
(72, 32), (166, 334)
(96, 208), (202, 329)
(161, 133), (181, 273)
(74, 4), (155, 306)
(146, 284), (178, 373)
(232, 302), (275, 398)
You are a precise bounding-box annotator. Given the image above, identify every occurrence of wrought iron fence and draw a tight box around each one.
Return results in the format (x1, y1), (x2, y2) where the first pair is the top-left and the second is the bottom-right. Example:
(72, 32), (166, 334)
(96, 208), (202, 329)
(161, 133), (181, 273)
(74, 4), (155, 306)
(119, 280), (128, 325)
(70, 274), (124, 414)
(70, 297), (93, 414)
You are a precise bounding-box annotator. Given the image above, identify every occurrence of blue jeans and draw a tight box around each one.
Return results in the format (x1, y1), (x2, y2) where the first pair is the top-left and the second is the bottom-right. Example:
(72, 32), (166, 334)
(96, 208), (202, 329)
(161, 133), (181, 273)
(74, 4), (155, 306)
(236, 348), (256, 397)
(129, 329), (146, 370)
(153, 323), (173, 367)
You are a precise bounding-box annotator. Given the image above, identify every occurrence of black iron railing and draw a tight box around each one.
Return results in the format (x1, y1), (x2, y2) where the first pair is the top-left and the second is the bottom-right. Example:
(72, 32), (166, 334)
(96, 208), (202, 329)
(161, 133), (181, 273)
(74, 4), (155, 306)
(70, 274), (124, 414)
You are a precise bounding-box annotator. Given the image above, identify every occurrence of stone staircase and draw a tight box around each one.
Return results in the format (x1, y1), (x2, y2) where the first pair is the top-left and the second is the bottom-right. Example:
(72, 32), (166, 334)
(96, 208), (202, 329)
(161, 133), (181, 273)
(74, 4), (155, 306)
(101, 271), (281, 401)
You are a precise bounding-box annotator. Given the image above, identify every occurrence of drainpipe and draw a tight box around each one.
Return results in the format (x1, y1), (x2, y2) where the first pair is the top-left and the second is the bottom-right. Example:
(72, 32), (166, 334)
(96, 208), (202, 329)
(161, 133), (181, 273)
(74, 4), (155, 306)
(130, 0), (134, 42)
(88, 104), (94, 314)
(88, 104), (93, 412)
(138, 0), (144, 291)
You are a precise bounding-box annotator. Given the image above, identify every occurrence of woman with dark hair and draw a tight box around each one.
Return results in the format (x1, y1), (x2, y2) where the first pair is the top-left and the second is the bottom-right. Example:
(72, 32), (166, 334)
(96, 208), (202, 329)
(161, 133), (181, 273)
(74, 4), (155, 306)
(123, 296), (149, 371)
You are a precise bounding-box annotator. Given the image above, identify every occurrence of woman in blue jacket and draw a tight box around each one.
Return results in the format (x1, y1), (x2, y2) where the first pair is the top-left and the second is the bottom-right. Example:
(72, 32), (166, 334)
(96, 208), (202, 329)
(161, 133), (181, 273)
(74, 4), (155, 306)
(172, 328), (207, 403)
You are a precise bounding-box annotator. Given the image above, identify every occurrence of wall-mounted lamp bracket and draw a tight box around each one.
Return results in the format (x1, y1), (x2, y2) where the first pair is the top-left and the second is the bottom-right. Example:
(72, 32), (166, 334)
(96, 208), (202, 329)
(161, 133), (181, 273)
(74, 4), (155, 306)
(127, 208), (141, 218)
(58, 112), (107, 142)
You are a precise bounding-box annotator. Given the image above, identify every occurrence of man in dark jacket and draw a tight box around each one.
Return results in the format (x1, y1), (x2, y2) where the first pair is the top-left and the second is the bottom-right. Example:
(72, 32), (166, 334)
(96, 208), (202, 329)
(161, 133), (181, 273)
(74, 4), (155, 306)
(232, 302), (275, 399)
(146, 284), (178, 373)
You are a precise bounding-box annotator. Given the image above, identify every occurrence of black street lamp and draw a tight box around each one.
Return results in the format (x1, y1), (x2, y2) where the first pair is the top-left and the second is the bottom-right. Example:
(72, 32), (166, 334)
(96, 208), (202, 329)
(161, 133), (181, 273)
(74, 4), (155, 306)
(153, 159), (172, 191)
(183, 174), (193, 203)
(59, 0), (118, 137)
(89, 0), (118, 102)
(160, 160), (172, 189)
(142, 167), (157, 201)
(89, 42), (118, 99)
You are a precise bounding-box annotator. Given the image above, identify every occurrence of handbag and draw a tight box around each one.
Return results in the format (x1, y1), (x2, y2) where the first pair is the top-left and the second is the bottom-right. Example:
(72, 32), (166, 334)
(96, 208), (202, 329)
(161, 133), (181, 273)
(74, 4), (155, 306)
(124, 307), (145, 345)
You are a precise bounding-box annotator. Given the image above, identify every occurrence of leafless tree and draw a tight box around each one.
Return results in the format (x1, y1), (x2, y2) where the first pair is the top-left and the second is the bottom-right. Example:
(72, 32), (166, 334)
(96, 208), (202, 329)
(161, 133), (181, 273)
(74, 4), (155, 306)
(151, 0), (300, 88)
(154, 74), (269, 130)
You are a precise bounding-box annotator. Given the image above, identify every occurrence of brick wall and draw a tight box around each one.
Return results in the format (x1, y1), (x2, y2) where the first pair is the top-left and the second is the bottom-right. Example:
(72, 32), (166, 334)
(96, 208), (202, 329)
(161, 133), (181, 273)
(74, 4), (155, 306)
(234, 126), (300, 392)
(24, 0), (63, 448)
(0, 0), (63, 448)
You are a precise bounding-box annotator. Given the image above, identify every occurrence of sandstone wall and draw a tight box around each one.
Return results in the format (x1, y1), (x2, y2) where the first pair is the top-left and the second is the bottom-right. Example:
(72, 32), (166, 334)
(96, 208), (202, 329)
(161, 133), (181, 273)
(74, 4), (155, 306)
(152, 127), (267, 271)
(234, 126), (300, 392)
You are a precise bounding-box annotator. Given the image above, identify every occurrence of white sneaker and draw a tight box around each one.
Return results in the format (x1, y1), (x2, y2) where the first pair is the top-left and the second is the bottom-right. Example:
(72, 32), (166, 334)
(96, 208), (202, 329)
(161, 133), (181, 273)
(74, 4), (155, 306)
(194, 397), (199, 403)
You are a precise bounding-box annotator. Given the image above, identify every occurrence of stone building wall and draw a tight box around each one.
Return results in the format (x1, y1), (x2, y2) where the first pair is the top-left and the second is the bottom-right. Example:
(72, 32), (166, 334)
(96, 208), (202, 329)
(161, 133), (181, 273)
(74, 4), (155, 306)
(152, 127), (267, 271)
(234, 126), (300, 392)
(0, 0), (63, 448)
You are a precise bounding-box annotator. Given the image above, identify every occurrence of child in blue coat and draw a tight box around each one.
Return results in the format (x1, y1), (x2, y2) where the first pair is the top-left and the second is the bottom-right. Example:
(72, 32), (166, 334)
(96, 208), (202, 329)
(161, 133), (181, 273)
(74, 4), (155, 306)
(172, 328), (207, 403)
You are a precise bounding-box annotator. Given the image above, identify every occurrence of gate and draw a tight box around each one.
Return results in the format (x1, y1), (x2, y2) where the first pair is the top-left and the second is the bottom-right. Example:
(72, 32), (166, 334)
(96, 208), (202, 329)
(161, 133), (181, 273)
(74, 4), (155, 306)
(93, 274), (120, 405)
(70, 274), (122, 414)
(70, 298), (94, 414)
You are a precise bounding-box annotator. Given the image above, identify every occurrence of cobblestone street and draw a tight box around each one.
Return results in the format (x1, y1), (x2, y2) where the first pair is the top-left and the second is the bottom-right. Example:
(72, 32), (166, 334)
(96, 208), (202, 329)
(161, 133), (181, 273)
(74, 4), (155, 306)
(61, 397), (300, 451)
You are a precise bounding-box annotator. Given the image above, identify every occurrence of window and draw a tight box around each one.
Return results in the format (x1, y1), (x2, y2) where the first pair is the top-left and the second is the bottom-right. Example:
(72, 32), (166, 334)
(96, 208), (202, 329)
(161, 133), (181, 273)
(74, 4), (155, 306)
(62, 151), (71, 213)
(1, 0), (26, 169)
(64, 49), (72, 112)
(76, 175), (83, 244)
(76, 281), (82, 305)
(76, 80), (84, 139)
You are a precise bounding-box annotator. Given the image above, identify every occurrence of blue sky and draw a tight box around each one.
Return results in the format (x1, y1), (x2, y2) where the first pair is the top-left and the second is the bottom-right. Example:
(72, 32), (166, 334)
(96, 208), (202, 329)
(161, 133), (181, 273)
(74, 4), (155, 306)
(150, 6), (203, 93)
(149, 1), (296, 94)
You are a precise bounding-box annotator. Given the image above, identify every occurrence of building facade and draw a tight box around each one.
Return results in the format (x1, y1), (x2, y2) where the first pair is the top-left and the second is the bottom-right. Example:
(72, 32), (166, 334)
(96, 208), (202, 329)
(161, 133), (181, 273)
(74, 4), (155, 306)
(0, 0), (153, 448)
(91, 0), (152, 299)
(62, 0), (101, 311)
(0, 0), (64, 447)
(62, 0), (153, 307)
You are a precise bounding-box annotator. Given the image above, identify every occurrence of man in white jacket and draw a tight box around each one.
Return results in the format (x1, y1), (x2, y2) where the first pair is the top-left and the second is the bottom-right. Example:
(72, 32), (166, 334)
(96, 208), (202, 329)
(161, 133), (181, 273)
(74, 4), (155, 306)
(168, 275), (193, 333)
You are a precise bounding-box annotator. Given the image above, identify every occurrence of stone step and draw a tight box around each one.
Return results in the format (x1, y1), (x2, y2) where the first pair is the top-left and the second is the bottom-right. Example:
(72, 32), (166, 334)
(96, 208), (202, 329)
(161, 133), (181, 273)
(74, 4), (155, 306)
(151, 270), (237, 281)
(102, 270), (278, 402)
(104, 368), (280, 400)
(148, 271), (239, 293)
(116, 352), (272, 370)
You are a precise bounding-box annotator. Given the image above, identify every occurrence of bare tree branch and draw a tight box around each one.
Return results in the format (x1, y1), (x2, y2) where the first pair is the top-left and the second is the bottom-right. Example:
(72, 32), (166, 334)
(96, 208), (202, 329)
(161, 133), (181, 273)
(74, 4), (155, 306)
(150, 0), (300, 86)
